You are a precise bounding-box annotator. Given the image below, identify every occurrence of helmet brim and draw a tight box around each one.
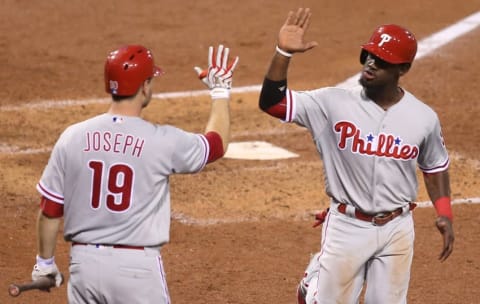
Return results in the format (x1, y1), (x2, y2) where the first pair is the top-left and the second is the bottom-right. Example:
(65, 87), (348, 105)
(361, 44), (408, 64)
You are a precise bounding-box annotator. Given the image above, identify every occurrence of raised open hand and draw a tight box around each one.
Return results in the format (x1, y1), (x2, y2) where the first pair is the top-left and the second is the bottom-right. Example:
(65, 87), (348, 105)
(278, 8), (318, 54)
(194, 45), (239, 99)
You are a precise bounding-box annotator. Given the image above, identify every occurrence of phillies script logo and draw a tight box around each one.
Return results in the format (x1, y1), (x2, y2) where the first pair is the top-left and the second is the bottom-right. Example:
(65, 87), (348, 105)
(334, 121), (419, 160)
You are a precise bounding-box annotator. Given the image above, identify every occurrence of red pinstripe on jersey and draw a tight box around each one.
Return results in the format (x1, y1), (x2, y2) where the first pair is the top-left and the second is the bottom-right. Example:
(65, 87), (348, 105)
(286, 89), (294, 122)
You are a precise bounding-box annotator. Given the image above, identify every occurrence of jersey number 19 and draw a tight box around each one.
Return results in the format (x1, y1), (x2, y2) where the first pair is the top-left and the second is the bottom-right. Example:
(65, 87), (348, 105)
(88, 160), (134, 212)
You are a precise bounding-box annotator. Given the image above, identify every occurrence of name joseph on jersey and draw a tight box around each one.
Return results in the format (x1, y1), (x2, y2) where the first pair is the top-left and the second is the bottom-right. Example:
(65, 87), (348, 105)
(83, 131), (145, 157)
(334, 121), (419, 160)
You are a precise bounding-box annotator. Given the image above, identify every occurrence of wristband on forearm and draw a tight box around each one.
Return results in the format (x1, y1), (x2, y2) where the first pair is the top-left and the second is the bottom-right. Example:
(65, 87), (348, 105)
(210, 87), (230, 100)
(433, 196), (453, 221)
(36, 255), (55, 266)
(275, 45), (292, 58)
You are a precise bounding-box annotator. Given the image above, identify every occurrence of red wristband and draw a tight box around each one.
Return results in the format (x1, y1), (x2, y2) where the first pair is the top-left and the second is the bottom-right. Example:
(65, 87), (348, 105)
(433, 196), (453, 221)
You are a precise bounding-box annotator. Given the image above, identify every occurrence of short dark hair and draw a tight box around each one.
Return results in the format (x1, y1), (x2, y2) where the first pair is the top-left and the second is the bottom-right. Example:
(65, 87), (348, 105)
(111, 94), (134, 102)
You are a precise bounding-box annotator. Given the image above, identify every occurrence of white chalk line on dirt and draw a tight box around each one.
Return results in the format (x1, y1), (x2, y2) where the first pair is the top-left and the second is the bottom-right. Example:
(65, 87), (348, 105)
(1, 12), (479, 223)
(172, 152), (479, 226)
(1, 10), (479, 112)
(3, 9), (480, 151)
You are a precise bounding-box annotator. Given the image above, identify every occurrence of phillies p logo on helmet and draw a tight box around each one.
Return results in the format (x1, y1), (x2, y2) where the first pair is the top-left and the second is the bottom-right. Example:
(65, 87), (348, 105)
(378, 33), (392, 47)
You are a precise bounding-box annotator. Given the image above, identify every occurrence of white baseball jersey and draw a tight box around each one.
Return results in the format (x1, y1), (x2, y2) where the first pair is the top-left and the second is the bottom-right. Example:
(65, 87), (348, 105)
(284, 85), (449, 213)
(37, 113), (209, 247)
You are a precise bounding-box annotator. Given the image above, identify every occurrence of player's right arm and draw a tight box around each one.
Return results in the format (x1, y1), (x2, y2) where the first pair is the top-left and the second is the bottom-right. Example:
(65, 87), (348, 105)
(258, 8), (318, 118)
(36, 204), (62, 260)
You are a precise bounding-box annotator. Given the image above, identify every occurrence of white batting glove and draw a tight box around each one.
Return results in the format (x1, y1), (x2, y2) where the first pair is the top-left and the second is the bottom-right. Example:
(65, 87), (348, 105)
(194, 45), (239, 100)
(32, 255), (63, 288)
(193, 66), (209, 87)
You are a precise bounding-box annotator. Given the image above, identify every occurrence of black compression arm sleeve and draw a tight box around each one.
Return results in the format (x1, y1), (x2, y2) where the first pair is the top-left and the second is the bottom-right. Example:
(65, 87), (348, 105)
(258, 78), (287, 111)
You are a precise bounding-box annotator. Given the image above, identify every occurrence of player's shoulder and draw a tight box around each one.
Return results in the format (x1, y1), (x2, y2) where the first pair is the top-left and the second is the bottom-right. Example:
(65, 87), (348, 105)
(62, 114), (110, 133)
(151, 124), (202, 142)
(154, 123), (184, 134)
(402, 89), (438, 116)
(296, 85), (360, 102)
(60, 114), (97, 134)
(300, 85), (354, 95)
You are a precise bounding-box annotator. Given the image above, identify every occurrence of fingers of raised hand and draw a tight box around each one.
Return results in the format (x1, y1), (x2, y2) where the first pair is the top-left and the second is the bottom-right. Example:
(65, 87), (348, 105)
(199, 45), (232, 89)
(194, 66), (208, 81)
(299, 8), (311, 26)
(208, 46), (214, 68)
(285, 8), (310, 26)
(218, 71), (233, 88)
(218, 56), (239, 88)
(284, 11), (296, 26)
(227, 56), (239, 73)
(207, 66), (217, 88)
(206, 45), (238, 89)
(209, 66), (229, 88)
(220, 45), (229, 69)
(194, 66), (209, 87)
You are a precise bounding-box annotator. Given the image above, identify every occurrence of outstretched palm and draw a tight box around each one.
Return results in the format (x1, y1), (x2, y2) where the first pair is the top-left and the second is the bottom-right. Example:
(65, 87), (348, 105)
(278, 8), (318, 53)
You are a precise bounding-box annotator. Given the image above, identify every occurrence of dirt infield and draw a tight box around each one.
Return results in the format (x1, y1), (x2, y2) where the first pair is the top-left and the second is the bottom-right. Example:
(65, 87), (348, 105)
(1, 1), (479, 303)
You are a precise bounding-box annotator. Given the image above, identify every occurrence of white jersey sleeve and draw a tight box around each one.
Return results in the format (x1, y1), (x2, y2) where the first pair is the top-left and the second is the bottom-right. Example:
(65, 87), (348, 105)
(163, 126), (209, 174)
(37, 128), (70, 205)
(284, 87), (330, 136)
(417, 116), (449, 173)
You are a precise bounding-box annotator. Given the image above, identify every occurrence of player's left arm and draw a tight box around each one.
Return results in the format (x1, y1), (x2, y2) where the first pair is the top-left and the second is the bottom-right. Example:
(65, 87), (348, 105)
(419, 114), (454, 262)
(195, 45), (239, 163)
(204, 95), (229, 163)
(423, 170), (454, 262)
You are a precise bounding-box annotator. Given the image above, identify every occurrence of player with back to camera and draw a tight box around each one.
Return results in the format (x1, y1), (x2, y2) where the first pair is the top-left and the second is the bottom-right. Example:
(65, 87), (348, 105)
(258, 8), (454, 304)
(30, 44), (238, 303)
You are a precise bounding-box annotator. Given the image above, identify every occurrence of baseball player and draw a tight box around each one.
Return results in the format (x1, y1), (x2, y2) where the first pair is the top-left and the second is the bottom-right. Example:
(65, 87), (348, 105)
(31, 44), (239, 303)
(258, 8), (454, 304)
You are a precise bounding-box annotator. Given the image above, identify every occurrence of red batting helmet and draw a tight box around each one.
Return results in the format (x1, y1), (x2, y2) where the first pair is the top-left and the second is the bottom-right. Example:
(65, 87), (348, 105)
(360, 24), (417, 65)
(104, 45), (163, 96)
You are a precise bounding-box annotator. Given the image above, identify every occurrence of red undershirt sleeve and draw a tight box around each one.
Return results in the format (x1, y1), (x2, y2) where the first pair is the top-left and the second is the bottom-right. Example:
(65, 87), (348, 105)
(265, 97), (287, 119)
(204, 131), (225, 163)
(39, 196), (64, 218)
(258, 77), (288, 119)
